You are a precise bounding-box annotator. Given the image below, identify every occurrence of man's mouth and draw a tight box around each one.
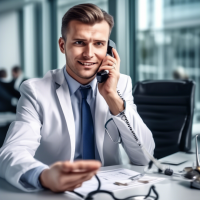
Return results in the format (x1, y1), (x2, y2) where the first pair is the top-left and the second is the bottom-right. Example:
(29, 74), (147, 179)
(78, 61), (97, 66)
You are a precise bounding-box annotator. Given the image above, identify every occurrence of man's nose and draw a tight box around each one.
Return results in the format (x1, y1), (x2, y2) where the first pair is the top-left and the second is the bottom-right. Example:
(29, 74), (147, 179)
(83, 44), (94, 59)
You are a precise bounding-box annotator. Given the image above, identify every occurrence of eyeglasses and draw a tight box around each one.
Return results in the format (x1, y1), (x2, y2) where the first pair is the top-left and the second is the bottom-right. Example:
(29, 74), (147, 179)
(71, 175), (159, 200)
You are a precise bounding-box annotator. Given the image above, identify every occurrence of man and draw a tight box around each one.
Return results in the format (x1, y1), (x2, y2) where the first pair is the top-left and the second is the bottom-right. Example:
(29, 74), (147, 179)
(0, 4), (155, 193)
(0, 69), (19, 113)
(0, 69), (19, 148)
(10, 66), (27, 91)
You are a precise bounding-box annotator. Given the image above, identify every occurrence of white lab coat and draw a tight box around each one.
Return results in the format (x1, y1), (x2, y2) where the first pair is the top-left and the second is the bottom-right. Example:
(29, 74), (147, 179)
(0, 67), (155, 192)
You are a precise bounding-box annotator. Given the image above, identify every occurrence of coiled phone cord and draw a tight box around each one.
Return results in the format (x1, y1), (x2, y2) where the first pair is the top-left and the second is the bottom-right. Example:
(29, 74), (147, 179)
(117, 90), (142, 147)
(116, 90), (173, 175)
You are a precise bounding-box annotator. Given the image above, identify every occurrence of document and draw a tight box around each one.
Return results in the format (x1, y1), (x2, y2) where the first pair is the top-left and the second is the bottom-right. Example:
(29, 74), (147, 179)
(72, 168), (165, 195)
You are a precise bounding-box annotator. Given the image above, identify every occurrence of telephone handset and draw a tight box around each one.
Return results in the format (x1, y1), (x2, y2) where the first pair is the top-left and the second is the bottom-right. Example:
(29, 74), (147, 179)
(96, 39), (116, 83)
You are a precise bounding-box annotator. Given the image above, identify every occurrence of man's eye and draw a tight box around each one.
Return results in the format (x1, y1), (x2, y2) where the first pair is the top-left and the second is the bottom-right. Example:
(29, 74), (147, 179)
(75, 41), (83, 45)
(96, 42), (103, 46)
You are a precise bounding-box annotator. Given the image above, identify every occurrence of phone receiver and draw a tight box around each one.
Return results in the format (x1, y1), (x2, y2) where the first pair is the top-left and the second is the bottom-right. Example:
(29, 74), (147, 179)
(97, 39), (116, 83)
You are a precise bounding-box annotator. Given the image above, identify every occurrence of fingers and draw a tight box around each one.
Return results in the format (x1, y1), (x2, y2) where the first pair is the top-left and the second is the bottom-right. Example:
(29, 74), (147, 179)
(100, 52), (119, 72)
(63, 171), (95, 190)
(45, 161), (100, 193)
(104, 55), (117, 65)
(106, 48), (120, 64)
(74, 183), (82, 189)
(65, 183), (82, 191)
(99, 59), (117, 72)
(72, 160), (101, 172)
(58, 171), (95, 192)
(101, 60), (115, 67)
(112, 48), (120, 63)
(61, 160), (101, 173)
(64, 171), (96, 183)
(98, 65), (116, 72)
(48, 168), (97, 192)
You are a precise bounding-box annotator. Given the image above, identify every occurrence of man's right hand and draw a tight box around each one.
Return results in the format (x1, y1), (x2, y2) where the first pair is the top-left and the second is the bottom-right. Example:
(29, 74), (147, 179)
(39, 160), (101, 192)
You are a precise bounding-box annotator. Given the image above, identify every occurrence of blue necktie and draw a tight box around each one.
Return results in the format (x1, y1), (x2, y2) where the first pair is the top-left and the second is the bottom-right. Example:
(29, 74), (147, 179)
(80, 86), (95, 159)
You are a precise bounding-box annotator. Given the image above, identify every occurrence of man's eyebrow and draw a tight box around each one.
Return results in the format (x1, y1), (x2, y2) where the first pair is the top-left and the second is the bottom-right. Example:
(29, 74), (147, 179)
(94, 40), (107, 43)
(72, 38), (87, 41)
(72, 38), (107, 43)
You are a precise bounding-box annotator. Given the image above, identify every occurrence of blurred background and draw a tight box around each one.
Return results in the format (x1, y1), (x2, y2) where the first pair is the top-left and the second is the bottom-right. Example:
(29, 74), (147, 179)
(0, 0), (200, 151)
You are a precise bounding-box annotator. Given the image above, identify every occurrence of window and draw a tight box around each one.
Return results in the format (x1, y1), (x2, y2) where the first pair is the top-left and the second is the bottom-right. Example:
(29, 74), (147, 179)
(137, 0), (200, 123)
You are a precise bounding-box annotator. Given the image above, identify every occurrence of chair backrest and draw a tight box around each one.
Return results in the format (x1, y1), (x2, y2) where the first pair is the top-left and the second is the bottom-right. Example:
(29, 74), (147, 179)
(132, 80), (195, 159)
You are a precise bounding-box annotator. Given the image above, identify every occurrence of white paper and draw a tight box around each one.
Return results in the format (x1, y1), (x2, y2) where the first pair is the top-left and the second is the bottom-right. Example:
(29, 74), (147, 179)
(72, 168), (165, 195)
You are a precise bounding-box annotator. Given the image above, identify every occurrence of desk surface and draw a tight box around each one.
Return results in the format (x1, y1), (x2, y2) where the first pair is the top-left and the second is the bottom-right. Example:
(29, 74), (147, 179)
(1, 152), (200, 200)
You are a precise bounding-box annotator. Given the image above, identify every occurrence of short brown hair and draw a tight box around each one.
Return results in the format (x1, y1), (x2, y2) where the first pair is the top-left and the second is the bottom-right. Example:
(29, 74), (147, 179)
(61, 3), (114, 41)
(0, 69), (7, 78)
(12, 66), (21, 73)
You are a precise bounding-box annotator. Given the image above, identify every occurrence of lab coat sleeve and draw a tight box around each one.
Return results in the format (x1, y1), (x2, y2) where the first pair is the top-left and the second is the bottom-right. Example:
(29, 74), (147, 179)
(0, 81), (49, 192)
(110, 76), (155, 165)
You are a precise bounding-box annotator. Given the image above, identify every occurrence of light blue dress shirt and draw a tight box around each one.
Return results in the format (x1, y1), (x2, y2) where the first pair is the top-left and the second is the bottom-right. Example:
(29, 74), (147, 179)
(20, 68), (100, 189)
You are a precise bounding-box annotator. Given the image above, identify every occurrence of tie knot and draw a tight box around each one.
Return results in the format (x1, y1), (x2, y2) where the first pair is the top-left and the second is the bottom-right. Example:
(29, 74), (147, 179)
(80, 86), (91, 99)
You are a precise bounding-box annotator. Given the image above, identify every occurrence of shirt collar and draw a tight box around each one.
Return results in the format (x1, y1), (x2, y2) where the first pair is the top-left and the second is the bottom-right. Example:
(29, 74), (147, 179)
(63, 66), (97, 98)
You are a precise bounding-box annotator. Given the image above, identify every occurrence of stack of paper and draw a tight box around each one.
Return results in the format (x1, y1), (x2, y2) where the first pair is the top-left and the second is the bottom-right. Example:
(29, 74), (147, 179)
(72, 168), (165, 195)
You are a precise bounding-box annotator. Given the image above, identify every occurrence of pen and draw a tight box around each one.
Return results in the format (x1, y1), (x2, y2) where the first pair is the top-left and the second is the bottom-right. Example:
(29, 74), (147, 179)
(114, 174), (144, 186)
(128, 173), (144, 181)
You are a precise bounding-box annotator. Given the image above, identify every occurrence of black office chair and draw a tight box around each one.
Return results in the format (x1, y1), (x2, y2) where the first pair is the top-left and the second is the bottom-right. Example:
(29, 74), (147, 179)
(132, 80), (195, 159)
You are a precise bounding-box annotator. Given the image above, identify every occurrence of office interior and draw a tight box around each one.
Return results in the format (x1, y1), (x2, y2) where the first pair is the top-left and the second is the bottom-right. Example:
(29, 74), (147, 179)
(0, 0), (200, 161)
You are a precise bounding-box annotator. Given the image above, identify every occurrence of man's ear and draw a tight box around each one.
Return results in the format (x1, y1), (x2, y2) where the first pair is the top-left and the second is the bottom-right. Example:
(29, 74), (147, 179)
(58, 37), (65, 54)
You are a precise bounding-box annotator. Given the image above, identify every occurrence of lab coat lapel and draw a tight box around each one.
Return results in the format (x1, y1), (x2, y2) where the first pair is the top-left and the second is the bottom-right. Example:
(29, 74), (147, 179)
(53, 68), (75, 161)
(95, 88), (108, 166)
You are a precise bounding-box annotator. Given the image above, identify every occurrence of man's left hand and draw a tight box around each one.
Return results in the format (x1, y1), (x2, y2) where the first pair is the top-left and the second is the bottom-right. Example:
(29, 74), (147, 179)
(98, 48), (124, 115)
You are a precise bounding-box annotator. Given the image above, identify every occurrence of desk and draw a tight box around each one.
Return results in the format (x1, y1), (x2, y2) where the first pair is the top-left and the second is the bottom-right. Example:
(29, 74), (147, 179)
(0, 152), (200, 200)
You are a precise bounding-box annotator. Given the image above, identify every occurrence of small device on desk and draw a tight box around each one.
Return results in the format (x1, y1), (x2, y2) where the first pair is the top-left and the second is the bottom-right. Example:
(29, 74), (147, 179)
(191, 176), (200, 189)
(183, 135), (200, 189)
(96, 39), (116, 83)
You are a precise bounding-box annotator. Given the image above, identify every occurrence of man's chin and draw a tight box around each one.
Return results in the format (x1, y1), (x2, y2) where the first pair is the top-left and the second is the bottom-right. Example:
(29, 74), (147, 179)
(80, 73), (97, 80)
(78, 70), (98, 80)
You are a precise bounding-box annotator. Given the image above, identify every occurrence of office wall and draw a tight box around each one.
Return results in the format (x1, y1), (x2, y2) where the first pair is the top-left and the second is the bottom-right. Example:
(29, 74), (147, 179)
(0, 11), (20, 79)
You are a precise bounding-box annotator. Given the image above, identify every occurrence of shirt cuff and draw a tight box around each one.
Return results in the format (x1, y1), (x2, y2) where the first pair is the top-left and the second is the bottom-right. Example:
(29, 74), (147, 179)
(20, 165), (49, 189)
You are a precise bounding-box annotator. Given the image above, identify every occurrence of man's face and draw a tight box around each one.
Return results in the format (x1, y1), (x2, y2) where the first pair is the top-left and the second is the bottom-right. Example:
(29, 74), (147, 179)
(12, 71), (21, 79)
(59, 20), (110, 84)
